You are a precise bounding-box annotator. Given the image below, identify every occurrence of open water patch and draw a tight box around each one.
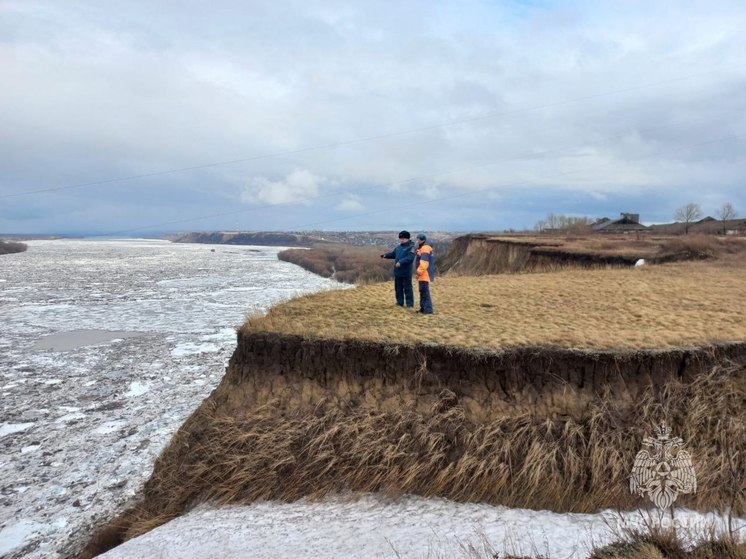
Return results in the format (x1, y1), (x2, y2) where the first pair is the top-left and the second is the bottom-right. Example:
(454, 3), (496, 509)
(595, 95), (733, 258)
(32, 330), (143, 351)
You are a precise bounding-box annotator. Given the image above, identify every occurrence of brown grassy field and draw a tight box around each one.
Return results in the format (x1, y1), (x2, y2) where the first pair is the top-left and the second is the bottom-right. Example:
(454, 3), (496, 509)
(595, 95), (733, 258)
(242, 256), (746, 350)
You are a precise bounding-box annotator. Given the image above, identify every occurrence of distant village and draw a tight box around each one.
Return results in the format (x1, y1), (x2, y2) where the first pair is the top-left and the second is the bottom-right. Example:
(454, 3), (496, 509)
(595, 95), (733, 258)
(535, 205), (745, 236)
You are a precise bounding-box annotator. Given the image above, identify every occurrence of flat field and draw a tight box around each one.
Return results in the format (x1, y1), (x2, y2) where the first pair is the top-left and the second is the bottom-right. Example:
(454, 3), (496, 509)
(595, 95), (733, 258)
(243, 256), (746, 349)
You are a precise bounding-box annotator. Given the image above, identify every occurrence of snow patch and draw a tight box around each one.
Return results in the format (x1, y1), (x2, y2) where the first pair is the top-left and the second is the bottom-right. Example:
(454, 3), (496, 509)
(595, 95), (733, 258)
(0, 520), (46, 557)
(171, 342), (222, 357)
(0, 422), (35, 437)
(94, 421), (126, 435)
(99, 496), (746, 559)
(21, 444), (41, 454)
(55, 412), (87, 423)
(125, 381), (150, 397)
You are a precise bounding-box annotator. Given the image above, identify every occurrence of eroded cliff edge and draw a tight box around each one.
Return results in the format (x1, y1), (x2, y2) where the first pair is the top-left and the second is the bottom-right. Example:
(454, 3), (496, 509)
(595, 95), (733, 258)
(220, 332), (746, 420)
(82, 332), (746, 557)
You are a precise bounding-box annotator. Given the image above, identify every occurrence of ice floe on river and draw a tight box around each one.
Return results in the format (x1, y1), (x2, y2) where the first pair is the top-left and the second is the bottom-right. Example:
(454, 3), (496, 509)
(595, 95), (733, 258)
(0, 239), (343, 558)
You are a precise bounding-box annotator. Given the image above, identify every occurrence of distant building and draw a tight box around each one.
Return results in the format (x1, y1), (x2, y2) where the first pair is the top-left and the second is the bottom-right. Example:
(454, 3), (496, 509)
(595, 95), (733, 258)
(592, 212), (648, 233)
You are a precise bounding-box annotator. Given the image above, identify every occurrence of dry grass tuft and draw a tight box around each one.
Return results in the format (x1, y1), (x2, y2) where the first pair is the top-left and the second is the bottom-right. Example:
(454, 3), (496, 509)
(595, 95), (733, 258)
(241, 258), (746, 350)
(590, 528), (746, 559)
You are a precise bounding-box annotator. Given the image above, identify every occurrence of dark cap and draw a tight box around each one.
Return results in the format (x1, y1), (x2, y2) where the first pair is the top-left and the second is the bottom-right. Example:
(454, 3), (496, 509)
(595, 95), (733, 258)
(398, 230), (411, 239)
(416, 232), (427, 240)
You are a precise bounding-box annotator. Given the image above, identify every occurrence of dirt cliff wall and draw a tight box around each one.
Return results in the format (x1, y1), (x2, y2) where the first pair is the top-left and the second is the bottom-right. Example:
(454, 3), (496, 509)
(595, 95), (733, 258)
(217, 333), (746, 421)
(439, 235), (647, 275)
(81, 334), (746, 557)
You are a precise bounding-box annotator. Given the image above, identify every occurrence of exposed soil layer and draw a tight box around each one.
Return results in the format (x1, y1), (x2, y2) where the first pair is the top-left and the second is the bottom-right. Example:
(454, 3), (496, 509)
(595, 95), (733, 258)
(224, 333), (746, 419)
(82, 333), (746, 558)
(438, 235), (719, 275)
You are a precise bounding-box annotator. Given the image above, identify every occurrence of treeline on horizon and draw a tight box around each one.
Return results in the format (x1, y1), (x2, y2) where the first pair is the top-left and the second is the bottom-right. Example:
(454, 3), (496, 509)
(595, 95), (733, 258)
(0, 240), (27, 255)
(533, 201), (740, 233)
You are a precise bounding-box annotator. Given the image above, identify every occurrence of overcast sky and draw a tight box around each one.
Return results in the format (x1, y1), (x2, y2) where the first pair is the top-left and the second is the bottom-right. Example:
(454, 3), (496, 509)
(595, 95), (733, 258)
(1, 0), (745, 235)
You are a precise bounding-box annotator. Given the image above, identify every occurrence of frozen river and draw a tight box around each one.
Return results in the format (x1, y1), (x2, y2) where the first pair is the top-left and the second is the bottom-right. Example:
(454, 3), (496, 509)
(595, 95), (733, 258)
(0, 239), (342, 558)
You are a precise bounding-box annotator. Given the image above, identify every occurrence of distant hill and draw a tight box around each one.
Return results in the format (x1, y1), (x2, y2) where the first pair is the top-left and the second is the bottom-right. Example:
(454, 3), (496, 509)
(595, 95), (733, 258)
(170, 230), (458, 248)
(170, 231), (318, 246)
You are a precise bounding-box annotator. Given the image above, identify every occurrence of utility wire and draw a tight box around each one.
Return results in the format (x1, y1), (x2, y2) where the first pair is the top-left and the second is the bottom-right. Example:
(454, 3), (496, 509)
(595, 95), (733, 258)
(95, 130), (745, 236)
(286, 132), (746, 231)
(90, 113), (741, 236)
(3, 63), (744, 199)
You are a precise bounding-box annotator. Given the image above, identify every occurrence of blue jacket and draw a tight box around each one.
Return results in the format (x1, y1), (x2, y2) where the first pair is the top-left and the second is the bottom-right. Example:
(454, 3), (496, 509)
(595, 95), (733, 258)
(383, 240), (415, 277)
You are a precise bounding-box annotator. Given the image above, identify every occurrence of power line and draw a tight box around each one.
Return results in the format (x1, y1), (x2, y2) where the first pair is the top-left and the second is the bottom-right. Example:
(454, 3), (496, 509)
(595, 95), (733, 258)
(3, 63), (745, 200)
(96, 130), (745, 236)
(90, 113), (741, 236)
(286, 132), (746, 231)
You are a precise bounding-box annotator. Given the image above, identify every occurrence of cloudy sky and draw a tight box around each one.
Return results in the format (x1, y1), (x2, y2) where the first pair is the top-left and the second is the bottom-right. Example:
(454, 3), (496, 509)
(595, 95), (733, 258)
(1, 0), (744, 235)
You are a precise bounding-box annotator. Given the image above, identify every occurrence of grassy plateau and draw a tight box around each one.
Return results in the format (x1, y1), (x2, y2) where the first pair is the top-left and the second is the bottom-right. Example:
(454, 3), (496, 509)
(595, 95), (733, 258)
(243, 255), (746, 350)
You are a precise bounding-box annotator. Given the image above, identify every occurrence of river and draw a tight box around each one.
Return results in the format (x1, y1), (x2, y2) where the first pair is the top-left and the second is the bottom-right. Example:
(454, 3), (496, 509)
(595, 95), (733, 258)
(0, 239), (342, 558)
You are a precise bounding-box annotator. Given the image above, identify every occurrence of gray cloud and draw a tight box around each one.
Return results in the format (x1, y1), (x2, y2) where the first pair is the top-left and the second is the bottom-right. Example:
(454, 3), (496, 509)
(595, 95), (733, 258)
(1, 0), (745, 234)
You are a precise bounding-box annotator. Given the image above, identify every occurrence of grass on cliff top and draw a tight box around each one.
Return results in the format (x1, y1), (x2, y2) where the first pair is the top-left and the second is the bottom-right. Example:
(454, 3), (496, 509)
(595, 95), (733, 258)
(242, 256), (746, 350)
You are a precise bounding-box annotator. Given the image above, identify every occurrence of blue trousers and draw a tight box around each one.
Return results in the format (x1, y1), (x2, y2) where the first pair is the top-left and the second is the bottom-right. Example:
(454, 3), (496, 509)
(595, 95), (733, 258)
(418, 281), (433, 313)
(394, 276), (414, 307)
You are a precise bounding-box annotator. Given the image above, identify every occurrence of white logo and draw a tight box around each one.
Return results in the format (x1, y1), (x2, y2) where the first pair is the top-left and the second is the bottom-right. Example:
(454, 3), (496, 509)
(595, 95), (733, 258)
(630, 422), (697, 510)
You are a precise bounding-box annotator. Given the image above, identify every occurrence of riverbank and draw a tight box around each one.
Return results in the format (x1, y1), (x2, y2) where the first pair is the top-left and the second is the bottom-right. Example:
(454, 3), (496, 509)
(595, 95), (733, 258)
(0, 240), (27, 255)
(83, 250), (745, 557)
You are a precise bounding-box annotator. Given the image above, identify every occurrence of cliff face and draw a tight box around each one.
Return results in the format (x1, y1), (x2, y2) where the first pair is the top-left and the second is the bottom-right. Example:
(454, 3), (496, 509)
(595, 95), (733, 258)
(439, 235), (650, 275)
(217, 333), (745, 421)
(82, 333), (746, 557)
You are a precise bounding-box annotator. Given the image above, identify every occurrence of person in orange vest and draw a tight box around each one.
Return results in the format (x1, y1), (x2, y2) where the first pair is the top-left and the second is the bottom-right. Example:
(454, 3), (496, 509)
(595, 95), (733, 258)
(415, 232), (434, 314)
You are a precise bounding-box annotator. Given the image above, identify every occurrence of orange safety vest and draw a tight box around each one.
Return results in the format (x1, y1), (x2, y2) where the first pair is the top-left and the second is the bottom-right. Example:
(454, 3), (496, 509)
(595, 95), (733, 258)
(416, 244), (433, 282)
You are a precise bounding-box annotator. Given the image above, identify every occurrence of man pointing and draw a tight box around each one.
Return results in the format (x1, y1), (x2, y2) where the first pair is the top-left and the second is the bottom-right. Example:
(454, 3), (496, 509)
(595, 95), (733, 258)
(380, 230), (415, 307)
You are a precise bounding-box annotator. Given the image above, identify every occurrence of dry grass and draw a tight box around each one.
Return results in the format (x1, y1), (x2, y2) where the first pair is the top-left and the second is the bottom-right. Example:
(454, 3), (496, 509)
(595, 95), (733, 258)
(82, 364), (745, 552)
(279, 244), (393, 284)
(590, 529), (746, 558)
(242, 257), (746, 350)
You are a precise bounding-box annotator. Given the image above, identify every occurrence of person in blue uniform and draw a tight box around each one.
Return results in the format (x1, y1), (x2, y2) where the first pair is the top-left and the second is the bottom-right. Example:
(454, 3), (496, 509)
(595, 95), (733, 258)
(380, 230), (415, 307)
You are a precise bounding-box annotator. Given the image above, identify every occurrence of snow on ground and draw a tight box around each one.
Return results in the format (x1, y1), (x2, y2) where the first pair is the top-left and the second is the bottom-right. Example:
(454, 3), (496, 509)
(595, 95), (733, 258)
(0, 239), (343, 558)
(100, 495), (745, 559)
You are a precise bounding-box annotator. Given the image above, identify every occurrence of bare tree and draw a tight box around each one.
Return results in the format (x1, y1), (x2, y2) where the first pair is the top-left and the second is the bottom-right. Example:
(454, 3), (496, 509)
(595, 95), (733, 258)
(716, 202), (737, 235)
(716, 202), (737, 222)
(534, 213), (592, 233)
(674, 203), (702, 234)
